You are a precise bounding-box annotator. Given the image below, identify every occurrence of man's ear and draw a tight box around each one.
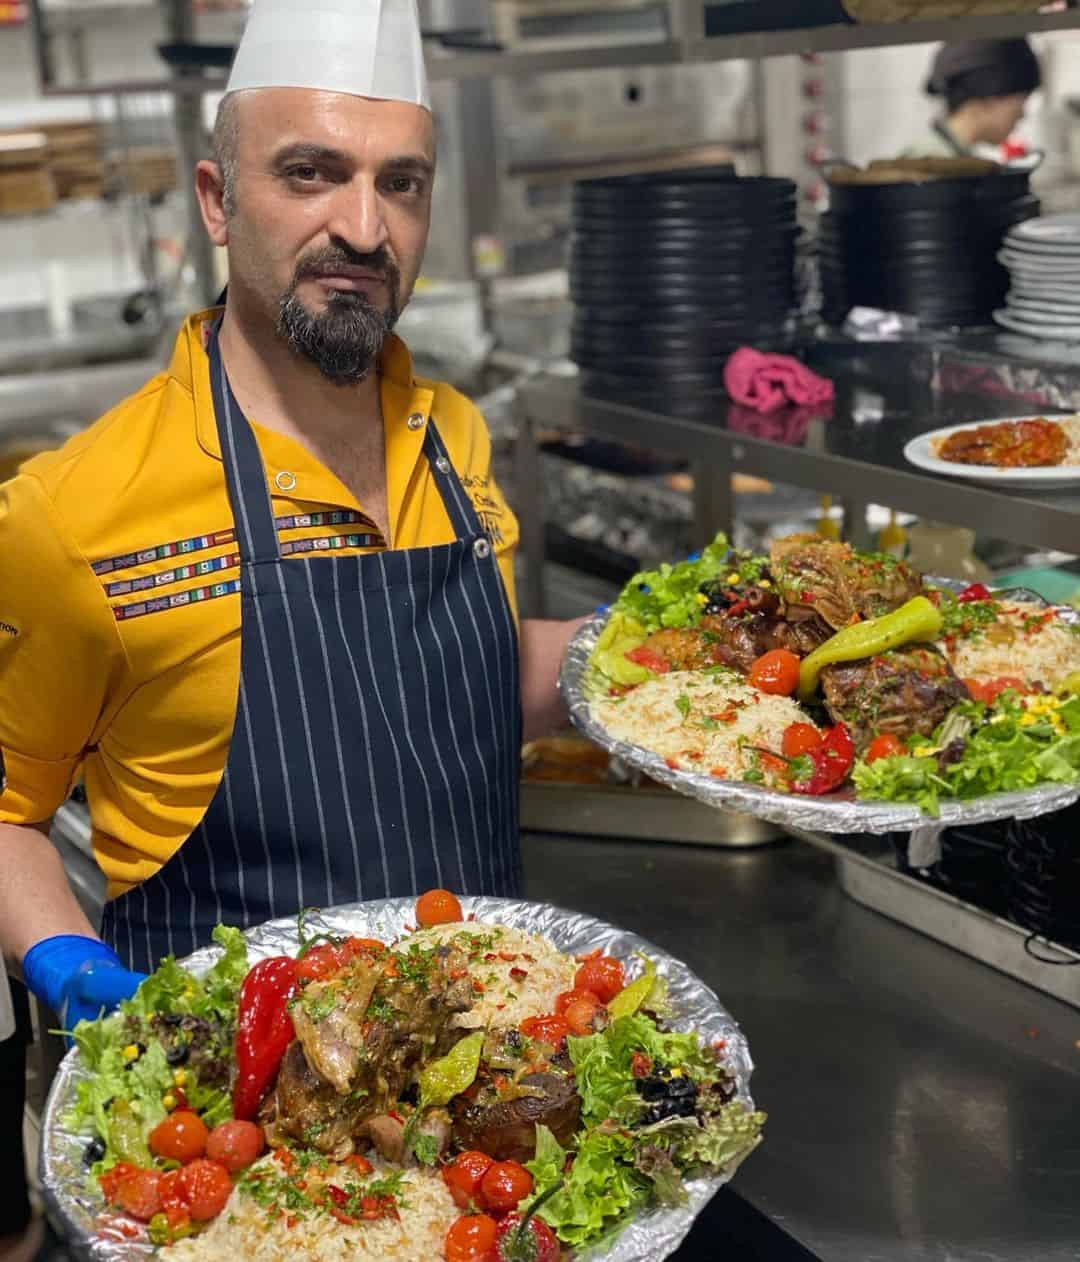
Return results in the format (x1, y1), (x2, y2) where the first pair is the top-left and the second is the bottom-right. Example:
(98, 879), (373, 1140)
(195, 160), (229, 246)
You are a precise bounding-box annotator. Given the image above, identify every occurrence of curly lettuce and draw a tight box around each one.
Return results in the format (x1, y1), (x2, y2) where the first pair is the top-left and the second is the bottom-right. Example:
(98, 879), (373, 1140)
(612, 533), (730, 633)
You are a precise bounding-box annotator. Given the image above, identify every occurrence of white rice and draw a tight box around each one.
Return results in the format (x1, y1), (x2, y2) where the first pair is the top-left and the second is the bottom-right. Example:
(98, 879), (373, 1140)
(398, 923), (576, 1030)
(166, 1156), (457, 1262)
(942, 599), (1080, 688)
(931, 415), (1080, 465)
(592, 670), (814, 779)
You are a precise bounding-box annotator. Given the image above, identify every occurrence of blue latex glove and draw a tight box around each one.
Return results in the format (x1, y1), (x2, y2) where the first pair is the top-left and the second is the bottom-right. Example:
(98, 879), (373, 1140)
(22, 935), (147, 1033)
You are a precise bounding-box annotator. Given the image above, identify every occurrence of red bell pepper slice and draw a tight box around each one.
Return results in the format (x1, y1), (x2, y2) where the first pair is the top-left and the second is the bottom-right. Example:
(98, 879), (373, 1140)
(957, 583), (991, 604)
(232, 956), (299, 1121)
(791, 723), (854, 796)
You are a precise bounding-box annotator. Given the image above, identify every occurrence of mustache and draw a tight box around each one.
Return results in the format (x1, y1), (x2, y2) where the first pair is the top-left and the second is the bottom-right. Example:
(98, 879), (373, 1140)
(294, 244), (397, 285)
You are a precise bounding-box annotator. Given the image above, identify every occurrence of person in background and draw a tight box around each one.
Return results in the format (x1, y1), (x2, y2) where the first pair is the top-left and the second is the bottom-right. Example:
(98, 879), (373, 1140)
(903, 37), (1041, 159)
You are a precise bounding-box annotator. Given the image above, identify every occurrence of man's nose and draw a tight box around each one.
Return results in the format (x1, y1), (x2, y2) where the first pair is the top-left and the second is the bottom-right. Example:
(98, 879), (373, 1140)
(326, 177), (390, 256)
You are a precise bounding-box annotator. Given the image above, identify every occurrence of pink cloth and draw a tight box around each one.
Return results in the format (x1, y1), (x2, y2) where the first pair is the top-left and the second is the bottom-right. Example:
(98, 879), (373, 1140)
(723, 347), (835, 415)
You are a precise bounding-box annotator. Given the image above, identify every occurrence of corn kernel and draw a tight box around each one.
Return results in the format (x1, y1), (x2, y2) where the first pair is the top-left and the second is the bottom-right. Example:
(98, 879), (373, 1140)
(696, 592), (707, 605)
(759, 579), (772, 588)
(726, 573), (739, 584)
(172, 1069), (188, 1087)
(122, 1044), (140, 1062)
(162, 1093), (176, 1111)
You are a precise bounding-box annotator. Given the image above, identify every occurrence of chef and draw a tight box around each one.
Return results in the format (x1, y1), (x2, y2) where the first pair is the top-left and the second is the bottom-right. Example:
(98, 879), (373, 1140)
(903, 38), (1041, 159)
(0, 0), (579, 1028)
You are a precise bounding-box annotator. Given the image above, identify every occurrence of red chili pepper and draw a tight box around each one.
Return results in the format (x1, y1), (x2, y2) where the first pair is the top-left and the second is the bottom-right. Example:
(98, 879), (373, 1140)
(232, 956), (299, 1121)
(726, 598), (749, 618)
(957, 582), (991, 603)
(792, 723), (854, 796)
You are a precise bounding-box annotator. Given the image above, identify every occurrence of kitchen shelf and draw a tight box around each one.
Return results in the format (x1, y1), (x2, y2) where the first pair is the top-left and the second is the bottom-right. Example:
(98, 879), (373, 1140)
(427, 6), (1080, 81)
(518, 370), (1080, 552)
(29, 0), (1080, 92)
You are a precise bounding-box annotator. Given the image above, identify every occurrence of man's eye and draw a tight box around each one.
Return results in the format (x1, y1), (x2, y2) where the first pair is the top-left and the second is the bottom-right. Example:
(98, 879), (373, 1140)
(388, 175), (421, 195)
(288, 165), (320, 182)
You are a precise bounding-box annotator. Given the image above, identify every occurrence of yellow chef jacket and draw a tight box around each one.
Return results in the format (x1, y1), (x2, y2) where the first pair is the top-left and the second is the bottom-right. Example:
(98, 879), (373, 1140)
(0, 310), (518, 896)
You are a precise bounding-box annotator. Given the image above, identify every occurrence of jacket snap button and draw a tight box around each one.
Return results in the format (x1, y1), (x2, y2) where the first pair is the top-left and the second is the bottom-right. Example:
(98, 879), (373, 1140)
(473, 537), (491, 559)
(407, 412), (425, 430)
(275, 471), (297, 491)
(435, 455), (451, 474)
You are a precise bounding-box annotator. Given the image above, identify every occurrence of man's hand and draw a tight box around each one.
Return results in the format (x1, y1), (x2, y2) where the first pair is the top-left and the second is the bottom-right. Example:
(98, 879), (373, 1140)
(22, 935), (146, 1031)
(519, 616), (590, 743)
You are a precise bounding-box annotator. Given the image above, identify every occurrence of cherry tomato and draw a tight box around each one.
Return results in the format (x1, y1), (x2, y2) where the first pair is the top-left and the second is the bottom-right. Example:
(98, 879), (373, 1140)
(480, 1161), (534, 1215)
(554, 988), (598, 1017)
(865, 733), (906, 763)
(295, 942), (346, 983)
(416, 889), (464, 927)
(176, 1159), (234, 1221)
(782, 722), (824, 759)
(748, 649), (801, 696)
(113, 1168), (162, 1222)
(205, 1120), (264, 1172)
(520, 1015), (569, 1047)
(563, 995), (602, 1036)
(496, 1212), (561, 1262)
(149, 1111), (208, 1164)
(574, 956), (625, 1004)
(158, 1168), (192, 1231)
(446, 1213), (499, 1262)
(442, 1150), (495, 1211)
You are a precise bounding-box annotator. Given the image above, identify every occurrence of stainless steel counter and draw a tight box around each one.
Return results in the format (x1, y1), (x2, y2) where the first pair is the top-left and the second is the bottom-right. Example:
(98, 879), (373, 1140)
(520, 832), (1080, 1262)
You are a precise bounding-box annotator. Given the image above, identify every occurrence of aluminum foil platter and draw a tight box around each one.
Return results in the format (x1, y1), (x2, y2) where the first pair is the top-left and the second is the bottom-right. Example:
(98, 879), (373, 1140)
(560, 590), (1080, 836)
(41, 897), (755, 1262)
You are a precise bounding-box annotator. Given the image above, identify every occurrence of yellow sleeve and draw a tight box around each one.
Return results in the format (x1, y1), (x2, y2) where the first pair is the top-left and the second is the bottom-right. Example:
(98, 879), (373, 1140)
(0, 474), (127, 823)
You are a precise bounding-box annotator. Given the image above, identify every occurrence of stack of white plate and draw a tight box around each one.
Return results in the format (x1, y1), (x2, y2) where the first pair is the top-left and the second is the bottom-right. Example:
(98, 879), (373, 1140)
(995, 212), (1080, 339)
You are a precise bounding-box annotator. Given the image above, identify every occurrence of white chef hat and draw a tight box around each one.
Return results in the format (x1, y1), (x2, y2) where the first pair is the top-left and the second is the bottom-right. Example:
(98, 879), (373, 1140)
(226, 0), (430, 111)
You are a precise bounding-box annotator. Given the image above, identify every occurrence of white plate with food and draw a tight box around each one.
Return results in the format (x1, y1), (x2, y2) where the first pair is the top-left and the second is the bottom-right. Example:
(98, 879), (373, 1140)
(41, 895), (763, 1262)
(561, 534), (1080, 833)
(903, 414), (1080, 487)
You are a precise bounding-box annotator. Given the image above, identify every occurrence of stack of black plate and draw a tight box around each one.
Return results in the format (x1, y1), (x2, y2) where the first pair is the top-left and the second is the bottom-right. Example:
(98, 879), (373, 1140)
(819, 169), (1039, 328)
(570, 170), (799, 420)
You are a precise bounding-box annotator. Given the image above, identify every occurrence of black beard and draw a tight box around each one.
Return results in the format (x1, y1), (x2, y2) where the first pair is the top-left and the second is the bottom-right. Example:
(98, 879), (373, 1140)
(276, 248), (402, 387)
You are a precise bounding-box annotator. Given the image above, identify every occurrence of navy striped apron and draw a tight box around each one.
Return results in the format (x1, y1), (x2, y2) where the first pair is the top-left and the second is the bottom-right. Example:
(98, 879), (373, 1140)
(103, 328), (522, 973)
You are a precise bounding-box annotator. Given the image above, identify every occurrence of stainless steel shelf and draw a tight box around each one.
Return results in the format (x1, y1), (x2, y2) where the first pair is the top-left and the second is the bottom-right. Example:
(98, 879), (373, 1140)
(516, 372), (1080, 555)
(428, 7), (1080, 82)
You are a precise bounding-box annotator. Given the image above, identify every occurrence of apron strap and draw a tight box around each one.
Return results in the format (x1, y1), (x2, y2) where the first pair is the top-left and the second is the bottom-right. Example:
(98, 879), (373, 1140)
(208, 322), (284, 566)
(424, 422), (486, 540)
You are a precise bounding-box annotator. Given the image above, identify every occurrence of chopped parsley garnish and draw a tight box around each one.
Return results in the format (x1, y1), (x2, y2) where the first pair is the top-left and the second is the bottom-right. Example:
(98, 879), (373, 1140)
(675, 694), (691, 721)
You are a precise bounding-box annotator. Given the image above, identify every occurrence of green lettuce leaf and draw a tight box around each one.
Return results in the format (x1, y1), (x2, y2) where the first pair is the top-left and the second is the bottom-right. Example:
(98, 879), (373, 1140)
(612, 533), (730, 633)
(527, 1125), (649, 1247)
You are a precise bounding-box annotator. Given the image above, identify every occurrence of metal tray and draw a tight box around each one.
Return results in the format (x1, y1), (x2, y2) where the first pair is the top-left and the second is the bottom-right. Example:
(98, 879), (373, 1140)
(793, 830), (1080, 1010)
(521, 780), (783, 847)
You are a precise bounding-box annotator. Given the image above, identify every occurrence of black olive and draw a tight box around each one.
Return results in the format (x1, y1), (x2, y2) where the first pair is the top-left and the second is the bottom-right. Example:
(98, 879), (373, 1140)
(83, 1137), (106, 1166)
(166, 1042), (189, 1066)
(637, 1076), (669, 1102)
(668, 1076), (697, 1101)
(161, 1013), (182, 1028)
(505, 1030), (523, 1052)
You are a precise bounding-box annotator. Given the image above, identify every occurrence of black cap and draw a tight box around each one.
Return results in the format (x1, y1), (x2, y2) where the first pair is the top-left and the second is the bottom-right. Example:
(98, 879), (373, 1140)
(927, 38), (1041, 104)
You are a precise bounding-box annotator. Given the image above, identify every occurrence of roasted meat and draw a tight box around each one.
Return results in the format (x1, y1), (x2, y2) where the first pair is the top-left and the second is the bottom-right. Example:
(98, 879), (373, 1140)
(452, 1070), (582, 1163)
(937, 417), (1066, 468)
(261, 944), (475, 1156)
(820, 644), (970, 753)
(264, 1040), (366, 1158)
(769, 535), (923, 630)
(698, 609), (831, 675)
